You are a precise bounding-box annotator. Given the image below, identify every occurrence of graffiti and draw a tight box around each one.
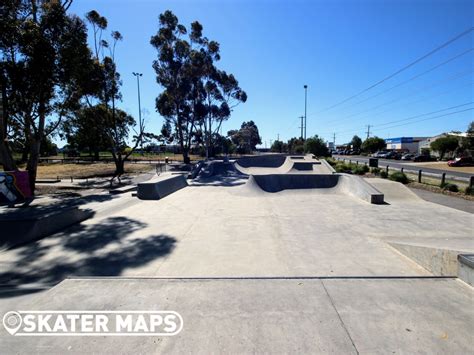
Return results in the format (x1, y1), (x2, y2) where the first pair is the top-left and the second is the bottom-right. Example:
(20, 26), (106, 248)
(0, 171), (32, 203)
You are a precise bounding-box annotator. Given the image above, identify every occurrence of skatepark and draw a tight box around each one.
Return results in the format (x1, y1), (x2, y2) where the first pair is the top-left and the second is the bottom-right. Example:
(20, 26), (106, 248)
(1, 154), (473, 353)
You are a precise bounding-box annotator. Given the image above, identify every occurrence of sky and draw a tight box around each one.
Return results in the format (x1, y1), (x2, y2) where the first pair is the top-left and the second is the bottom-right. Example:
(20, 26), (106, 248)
(65, 0), (473, 148)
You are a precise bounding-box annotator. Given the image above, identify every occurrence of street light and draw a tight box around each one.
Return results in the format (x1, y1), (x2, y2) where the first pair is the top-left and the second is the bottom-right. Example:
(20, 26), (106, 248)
(132, 72), (143, 127)
(304, 85), (308, 140)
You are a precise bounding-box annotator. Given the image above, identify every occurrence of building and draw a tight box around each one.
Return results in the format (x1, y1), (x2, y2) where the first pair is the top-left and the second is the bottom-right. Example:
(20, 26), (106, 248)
(418, 132), (467, 156)
(384, 137), (427, 153)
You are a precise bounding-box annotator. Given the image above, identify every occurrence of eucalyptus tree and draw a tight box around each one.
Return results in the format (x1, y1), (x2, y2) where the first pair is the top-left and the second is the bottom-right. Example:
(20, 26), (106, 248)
(0, 0), (92, 191)
(151, 10), (246, 162)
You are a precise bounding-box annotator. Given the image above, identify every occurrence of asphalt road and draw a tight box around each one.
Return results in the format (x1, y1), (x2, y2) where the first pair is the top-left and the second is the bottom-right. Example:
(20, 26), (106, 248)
(335, 155), (474, 180)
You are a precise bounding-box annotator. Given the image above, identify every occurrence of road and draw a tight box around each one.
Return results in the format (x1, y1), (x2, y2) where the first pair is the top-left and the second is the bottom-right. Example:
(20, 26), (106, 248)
(335, 155), (474, 180)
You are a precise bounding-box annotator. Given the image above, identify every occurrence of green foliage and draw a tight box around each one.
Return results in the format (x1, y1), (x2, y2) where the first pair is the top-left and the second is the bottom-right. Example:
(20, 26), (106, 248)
(0, 0), (93, 188)
(380, 171), (388, 179)
(151, 10), (246, 161)
(228, 121), (261, 154)
(287, 137), (305, 154)
(430, 136), (459, 160)
(354, 164), (370, 175)
(304, 135), (330, 157)
(442, 183), (459, 192)
(361, 137), (386, 154)
(271, 140), (287, 153)
(350, 135), (362, 152)
(371, 167), (381, 175)
(465, 186), (473, 195)
(389, 171), (409, 184)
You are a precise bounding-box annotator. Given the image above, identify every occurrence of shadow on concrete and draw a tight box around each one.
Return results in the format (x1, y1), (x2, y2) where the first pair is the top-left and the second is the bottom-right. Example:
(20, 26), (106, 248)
(192, 175), (248, 187)
(0, 216), (176, 298)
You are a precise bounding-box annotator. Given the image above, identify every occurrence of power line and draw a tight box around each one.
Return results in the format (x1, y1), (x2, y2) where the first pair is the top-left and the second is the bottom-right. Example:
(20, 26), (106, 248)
(320, 102), (473, 136)
(318, 47), (473, 116)
(314, 27), (474, 114)
(372, 107), (473, 132)
(373, 102), (473, 128)
(324, 69), (473, 127)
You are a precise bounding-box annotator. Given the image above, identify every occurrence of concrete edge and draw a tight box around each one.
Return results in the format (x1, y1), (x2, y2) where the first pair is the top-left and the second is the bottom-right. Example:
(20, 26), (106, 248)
(339, 174), (384, 204)
(0, 207), (94, 251)
(388, 242), (469, 276)
(321, 159), (336, 173)
(137, 174), (188, 200)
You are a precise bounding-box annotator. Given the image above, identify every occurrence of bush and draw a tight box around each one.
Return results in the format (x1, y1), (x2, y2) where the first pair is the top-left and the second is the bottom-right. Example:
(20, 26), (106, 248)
(371, 167), (381, 175)
(389, 171), (409, 184)
(380, 171), (388, 179)
(335, 163), (351, 173)
(353, 165), (369, 175)
(465, 186), (473, 195)
(442, 183), (459, 192)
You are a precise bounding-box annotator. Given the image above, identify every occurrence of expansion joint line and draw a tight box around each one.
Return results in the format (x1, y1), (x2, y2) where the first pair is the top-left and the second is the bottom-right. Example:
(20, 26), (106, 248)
(321, 280), (360, 355)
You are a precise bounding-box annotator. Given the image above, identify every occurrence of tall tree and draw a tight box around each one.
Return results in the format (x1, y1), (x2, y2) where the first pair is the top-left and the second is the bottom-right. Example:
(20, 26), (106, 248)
(350, 135), (362, 152)
(228, 120), (261, 154)
(151, 10), (246, 162)
(430, 135), (459, 159)
(0, 0), (92, 192)
(83, 10), (145, 180)
(361, 137), (386, 154)
(304, 135), (329, 157)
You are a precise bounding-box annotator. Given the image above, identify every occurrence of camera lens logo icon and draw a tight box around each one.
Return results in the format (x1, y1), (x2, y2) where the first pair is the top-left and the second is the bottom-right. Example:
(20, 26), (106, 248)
(3, 311), (22, 335)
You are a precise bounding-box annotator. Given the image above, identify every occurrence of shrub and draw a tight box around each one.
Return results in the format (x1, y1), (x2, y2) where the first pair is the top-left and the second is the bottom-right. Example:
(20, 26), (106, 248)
(370, 167), (381, 175)
(465, 186), (473, 195)
(353, 165), (369, 175)
(380, 171), (388, 179)
(389, 171), (409, 184)
(442, 183), (459, 192)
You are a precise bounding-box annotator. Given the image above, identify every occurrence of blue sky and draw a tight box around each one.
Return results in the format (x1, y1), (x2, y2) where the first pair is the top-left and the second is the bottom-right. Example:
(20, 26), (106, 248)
(67, 0), (473, 147)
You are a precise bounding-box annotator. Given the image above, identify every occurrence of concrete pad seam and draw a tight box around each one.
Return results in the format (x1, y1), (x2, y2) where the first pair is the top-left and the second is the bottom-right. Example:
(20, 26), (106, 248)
(321, 279), (360, 355)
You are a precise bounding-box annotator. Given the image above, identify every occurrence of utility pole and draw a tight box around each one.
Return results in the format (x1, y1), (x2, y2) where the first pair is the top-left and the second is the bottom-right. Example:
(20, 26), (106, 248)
(333, 133), (336, 147)
(299, 116), (304, 139)
(365, 124), (371, 140)
(304, 85), (308, 140)
(132, 72), (143, 151)
(277, 133), (279, 141)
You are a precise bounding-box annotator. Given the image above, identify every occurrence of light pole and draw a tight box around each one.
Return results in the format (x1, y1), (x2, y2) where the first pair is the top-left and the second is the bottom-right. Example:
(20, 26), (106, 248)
(132, 72), (143, 126)
(304, 85), (308, 140)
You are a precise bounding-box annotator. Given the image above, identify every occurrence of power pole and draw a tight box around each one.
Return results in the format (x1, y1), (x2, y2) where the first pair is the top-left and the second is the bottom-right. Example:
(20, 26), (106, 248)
(304, 85), (308, 140)
(277, 133), (280, 141)
(299, 116), (304, 139)
(333, 133), (336, 147)
(365, 124), (371, 140)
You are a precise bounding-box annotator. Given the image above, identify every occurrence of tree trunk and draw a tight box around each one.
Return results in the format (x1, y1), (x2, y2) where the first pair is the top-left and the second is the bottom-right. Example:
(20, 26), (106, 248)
(0, 80), (17, 171)
(26, 137), (40, 194)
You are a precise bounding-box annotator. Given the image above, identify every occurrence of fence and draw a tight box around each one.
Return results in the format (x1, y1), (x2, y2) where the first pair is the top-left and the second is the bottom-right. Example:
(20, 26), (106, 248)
(333, 157), (473, 189)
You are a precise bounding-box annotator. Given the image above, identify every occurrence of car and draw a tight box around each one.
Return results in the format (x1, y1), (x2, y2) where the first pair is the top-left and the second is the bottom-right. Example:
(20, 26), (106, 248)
(385, 151), (401, 160)
(413, 155), (437, 162)
(372, 151), (388, 158)
(401, 153), (415, 161)
(447, 156), (474, 167)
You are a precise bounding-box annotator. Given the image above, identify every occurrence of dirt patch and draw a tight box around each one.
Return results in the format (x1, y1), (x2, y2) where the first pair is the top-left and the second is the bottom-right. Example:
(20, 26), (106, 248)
(36, 162), (153, 179)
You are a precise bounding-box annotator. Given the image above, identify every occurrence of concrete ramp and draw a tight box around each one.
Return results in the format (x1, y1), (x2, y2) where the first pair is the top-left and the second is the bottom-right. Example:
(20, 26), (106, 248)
(235, 155), (331, 175)
(137, 174), (187, 200)
(244, 174), (384, 204)
(369, 179), (421, 203)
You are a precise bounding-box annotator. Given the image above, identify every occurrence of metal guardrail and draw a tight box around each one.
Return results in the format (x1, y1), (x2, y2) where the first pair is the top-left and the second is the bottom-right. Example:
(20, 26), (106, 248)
(333, 157), (474, 188)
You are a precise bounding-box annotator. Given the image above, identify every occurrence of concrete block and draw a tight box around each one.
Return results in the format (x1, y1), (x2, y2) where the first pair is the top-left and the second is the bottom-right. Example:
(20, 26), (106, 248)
(0, 207), (93, 250)
(137, 174), (187, 200)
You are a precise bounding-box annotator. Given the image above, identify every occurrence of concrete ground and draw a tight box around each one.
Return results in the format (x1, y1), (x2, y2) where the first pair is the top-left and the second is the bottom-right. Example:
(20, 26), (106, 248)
(410, 187), (474, 213)
(1, 170), (473, 353)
